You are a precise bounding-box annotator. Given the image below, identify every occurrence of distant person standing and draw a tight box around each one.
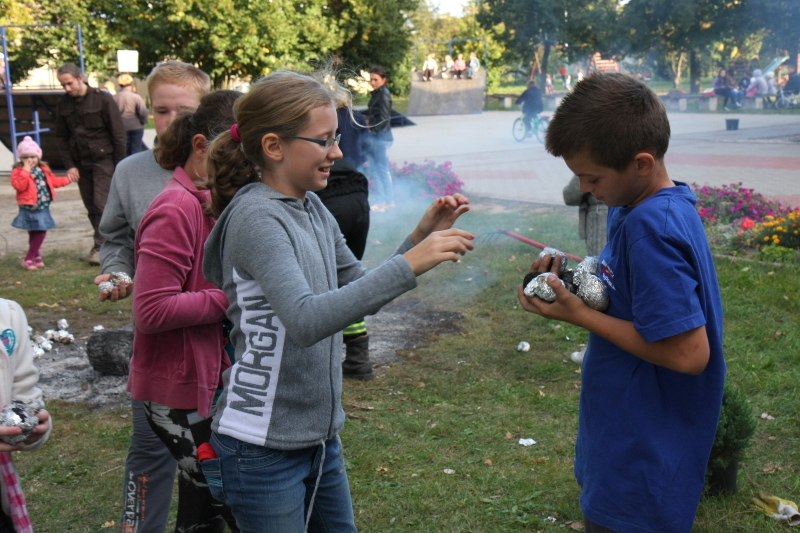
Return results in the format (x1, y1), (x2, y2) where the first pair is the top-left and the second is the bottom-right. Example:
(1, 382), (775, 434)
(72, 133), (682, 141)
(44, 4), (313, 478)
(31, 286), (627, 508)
(56, 63), (126, 265)
(559, 65), (568, 87)
(114, 74), (149, 157)
(454, 54), (466, 79)
(366, 66), (394, 212)
(468, 52), (480, 78)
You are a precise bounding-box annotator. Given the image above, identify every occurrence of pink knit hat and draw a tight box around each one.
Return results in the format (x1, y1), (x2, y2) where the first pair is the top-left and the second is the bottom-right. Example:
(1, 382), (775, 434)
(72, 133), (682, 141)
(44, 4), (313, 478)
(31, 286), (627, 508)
(16, 136), (42, 159)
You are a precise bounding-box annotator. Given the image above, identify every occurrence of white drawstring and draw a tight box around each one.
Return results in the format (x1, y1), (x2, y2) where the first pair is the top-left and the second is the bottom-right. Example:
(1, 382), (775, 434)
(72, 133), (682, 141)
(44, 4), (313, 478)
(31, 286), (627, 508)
(304, 439), (327, 533)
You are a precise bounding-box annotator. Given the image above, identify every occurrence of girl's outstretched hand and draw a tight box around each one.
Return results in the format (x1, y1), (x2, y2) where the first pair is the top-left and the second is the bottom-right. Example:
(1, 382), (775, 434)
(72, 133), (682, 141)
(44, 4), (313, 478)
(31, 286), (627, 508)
(404, 228), (474, 276)
(411, 194), (471, 245)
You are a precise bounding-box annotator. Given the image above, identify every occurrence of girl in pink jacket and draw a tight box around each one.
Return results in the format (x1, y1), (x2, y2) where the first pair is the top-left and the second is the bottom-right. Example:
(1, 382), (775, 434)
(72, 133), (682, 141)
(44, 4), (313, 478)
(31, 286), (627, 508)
(129, 90), (242, 532)
(10, 136), (77, 270)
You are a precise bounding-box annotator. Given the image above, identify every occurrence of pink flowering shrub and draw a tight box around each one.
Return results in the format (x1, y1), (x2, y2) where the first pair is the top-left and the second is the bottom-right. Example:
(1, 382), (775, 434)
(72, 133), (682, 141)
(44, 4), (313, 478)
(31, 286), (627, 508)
(691, 183), (788, 226)
(388, 160), (465, 200)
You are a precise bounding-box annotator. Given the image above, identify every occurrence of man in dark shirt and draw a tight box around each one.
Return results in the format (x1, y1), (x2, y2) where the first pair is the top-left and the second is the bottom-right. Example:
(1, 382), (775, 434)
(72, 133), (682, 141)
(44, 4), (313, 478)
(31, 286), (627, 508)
(56, 63), (126, 264)
(516, 79), (544, 132)
(784, 66), (800, 95)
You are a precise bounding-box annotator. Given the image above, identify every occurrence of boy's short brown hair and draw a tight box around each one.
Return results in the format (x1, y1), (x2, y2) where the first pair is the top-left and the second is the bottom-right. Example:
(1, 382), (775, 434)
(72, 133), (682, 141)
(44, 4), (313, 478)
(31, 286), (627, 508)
(545, 73), (670, 171)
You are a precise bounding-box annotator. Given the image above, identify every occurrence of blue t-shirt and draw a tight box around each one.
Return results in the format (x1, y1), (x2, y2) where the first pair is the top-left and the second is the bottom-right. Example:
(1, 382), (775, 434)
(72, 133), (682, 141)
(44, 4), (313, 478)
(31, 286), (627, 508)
(576, 182), (725, 533)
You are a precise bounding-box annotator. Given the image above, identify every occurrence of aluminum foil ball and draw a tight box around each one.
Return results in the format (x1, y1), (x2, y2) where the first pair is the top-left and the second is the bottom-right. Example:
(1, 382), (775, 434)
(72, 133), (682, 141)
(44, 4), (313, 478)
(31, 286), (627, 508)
(93, 325), (105, 332)
(54, 330), (74, 344)
(98, 281), (114, 293)
(517, 341), (531, 352)
(109, 272), (133, 286)
(44, 329), (56, 340)
(57, 318), (69, 330)
(0, 400), (43, 445)
(39, 339), (53, 352)
(538, 247), (568, 274)
(32, 346), (45, 358)
(523, 273), (564, 302)
(576, 275), (609, 311)
(99, 272), (133, 293)
(573, 256), (600, 286)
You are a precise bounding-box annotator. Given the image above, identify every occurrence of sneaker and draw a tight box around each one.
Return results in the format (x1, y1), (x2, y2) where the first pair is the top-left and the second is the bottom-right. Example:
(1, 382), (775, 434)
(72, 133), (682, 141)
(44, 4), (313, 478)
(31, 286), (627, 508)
(34, 256), (45, 268)
(20, 259), (37, 271)
(370, 204), (386, 213)
(80, 248), (101, 266)
(723, 106), (730, 111)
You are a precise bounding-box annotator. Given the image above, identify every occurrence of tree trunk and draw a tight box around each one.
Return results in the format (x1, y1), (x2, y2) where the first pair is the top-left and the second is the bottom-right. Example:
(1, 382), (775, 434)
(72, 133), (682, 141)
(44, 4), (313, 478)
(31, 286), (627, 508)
(672, 52), (685, 90)
(689, 48), (702, 94)
(540, 38), (551, 90)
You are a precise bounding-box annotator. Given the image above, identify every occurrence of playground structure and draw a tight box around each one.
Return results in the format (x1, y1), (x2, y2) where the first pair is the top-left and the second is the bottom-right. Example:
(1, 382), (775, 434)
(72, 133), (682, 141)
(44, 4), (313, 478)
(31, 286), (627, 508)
(0, 24), (85, 170)
(407, 38), (488, 116)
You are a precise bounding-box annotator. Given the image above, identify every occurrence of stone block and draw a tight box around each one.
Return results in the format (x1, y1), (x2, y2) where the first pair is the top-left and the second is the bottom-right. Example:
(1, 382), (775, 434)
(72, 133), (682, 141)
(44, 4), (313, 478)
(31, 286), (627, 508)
(86, 329), (133, 376)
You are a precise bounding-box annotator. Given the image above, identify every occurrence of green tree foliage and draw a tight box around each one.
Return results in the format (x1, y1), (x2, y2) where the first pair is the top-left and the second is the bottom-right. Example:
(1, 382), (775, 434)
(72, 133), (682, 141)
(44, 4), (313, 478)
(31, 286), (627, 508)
(331, 0), (419, 92)
(2, 0), (125, 83)
(623, 0), (761, 92)
(476, 0), (620, 85)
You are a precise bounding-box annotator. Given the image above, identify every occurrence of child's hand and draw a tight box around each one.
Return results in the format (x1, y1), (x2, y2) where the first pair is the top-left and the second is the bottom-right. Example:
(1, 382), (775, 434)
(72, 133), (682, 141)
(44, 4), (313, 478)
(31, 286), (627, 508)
(23, 409), (50, 446)
(0, 410), (50, 451)
(94, 274), (134, 302)
(410, 194), (471, 245)
(518, 254), (588, 323)
(403, 228), (474, 276)
(22, 158), (36, 172)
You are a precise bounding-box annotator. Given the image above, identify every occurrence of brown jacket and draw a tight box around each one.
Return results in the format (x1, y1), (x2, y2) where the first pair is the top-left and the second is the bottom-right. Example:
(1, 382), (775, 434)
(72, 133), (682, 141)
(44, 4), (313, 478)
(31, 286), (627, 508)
(56, 85), (126, 169)
(114, 87), (149, 132)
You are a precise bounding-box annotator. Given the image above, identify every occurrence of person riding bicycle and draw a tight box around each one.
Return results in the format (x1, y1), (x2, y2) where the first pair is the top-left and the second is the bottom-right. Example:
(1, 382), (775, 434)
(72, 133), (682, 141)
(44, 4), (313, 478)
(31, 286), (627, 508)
(516, 79), (544, 133)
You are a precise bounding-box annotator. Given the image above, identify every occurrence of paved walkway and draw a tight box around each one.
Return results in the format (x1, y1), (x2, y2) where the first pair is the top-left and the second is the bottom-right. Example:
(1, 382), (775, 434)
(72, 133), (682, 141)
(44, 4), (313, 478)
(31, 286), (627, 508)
(390, 111), (800, 209)
(2, 110), (799, 210)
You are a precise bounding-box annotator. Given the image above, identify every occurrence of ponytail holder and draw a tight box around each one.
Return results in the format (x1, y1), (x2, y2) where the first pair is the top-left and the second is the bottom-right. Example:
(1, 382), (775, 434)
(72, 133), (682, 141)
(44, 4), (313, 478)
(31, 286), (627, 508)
(230, 124), (241, 143)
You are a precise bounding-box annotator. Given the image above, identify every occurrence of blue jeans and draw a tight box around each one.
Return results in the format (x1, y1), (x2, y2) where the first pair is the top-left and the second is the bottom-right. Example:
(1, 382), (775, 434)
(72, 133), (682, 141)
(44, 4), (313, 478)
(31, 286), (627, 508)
(201, 433), (356, 533)
(367, 134), (393, 205)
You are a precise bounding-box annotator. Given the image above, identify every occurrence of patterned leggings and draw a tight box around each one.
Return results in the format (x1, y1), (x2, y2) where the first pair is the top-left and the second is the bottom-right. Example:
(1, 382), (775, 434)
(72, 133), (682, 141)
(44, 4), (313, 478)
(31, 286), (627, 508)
(143, 402), (239, 533)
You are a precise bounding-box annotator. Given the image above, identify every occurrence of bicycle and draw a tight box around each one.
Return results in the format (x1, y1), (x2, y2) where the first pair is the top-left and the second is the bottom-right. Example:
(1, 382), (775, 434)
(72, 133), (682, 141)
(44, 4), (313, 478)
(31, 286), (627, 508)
(512, 113), (549, 143)
(775, 88), (798, 111)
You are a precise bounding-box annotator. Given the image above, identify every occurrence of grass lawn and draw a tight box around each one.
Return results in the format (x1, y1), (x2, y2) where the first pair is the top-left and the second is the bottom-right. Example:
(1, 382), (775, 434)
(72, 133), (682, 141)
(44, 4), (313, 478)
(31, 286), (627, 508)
(4, 197), (799, 532)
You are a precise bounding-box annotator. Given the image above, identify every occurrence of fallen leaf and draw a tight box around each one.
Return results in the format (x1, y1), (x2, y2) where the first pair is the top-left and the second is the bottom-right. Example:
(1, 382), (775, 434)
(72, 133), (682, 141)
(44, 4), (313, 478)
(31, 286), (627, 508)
(37, 302), (59, 308)
(537, 389), (546, 397)
(101, 521), (116, 528)
(508, 255), (516, 262)
(570, 521), (584, 530)
(768, 436), (777, 440)
(761, 413), (775, 420)
(484, 459), (493, 466)
(377, 424), (384, 430)
(533, 457), (549, 463)
(505, 432), (513, 439)
(443, 468), (455, 474)
(376, 466), (389, 472)
(416, 382), (425, 388)
(763, 465), (783, 473)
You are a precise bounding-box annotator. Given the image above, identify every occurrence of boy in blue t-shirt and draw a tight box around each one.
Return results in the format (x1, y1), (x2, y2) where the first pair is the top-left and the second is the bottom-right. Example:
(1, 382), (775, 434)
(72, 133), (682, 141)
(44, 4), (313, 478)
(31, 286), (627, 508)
(518, 73), (725, 533)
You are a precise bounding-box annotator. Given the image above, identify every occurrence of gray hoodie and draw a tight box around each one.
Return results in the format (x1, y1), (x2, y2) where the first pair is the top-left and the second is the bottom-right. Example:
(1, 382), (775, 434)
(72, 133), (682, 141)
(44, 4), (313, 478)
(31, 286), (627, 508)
(203, 182), (416, 449)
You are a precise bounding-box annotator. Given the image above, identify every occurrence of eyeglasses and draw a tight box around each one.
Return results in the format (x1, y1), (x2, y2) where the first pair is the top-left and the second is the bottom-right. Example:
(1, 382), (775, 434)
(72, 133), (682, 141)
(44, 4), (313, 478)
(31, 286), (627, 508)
(286, 134), (341, 150)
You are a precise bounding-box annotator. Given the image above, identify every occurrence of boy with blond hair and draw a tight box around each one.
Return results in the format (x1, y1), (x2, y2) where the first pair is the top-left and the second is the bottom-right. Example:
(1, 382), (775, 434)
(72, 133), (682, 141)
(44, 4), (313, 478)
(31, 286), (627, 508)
(95, 60), (211, 533)
(519, 73), (725, 533)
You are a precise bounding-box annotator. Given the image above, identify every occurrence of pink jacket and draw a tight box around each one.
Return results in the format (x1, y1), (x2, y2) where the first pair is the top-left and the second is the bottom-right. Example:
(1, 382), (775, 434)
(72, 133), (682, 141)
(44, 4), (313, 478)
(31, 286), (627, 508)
(11, 165), (71, 206)
(129, 167), (231, 417)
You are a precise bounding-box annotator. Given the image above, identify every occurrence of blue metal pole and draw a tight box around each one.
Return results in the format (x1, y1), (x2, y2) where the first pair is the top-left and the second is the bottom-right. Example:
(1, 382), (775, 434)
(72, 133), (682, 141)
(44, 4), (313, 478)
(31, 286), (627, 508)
(76, 24), (85, 74)
(1, 27), (18, 163)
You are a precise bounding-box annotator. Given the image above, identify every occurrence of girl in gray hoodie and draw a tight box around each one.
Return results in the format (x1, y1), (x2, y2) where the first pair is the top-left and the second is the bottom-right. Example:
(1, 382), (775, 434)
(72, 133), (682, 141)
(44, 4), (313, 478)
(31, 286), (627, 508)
(200, 69), (474, 533)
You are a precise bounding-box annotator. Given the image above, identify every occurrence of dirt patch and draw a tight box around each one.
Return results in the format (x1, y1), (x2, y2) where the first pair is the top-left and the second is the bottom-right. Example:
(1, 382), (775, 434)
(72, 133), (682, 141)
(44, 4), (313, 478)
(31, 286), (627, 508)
(32, 298), (463, 410)
(0, 177), (95, 257)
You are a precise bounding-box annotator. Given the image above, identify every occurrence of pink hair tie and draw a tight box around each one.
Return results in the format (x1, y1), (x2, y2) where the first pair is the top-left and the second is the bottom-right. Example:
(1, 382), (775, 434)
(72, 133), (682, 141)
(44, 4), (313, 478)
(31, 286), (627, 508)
(230, 124), (241, 143)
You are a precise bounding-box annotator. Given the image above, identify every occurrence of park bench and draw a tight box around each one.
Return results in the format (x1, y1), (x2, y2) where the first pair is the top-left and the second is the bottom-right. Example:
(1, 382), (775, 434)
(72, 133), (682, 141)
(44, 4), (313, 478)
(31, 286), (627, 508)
(660, 93), (719, 112)
(487, 93), (565, 111)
